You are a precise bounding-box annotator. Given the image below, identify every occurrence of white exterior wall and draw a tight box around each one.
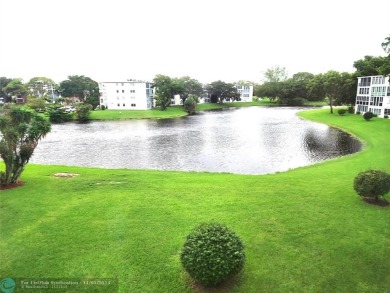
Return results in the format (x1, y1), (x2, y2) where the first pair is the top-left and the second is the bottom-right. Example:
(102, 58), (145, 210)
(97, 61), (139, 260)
(355, 75), (390, 118)
(235, 85), (254, 102)
(99, 81), (153, 110)
(172, 94), (182, 105)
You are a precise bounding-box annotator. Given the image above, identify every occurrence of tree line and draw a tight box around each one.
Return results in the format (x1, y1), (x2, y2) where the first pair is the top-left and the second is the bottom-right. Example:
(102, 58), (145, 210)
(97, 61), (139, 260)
(254, 54), (390, 113)
(1, 35), (389, 115)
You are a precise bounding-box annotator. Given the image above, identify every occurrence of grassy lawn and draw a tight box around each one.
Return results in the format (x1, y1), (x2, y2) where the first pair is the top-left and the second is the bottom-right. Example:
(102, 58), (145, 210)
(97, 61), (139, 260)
(1, 109), (389, 292)
(89, 100), (277, 120)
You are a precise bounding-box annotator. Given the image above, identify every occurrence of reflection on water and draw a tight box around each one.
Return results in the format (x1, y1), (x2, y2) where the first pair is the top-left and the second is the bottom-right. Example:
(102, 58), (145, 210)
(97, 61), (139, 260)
(31, 107), (362, 175)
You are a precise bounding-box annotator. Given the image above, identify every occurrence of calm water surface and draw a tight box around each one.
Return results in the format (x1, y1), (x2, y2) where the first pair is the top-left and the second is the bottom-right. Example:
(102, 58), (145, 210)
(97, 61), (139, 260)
(31, 107), (362, 174)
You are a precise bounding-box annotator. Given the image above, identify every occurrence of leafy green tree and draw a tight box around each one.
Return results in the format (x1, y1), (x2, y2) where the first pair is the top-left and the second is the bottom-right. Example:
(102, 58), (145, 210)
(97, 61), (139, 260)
(2, 79), (28, 102)
(46, 104), (73, 123)
(208, 80), (239, 103)
(26, 77), (58, 100)
(0, 106), (51, 186)
(353, 56), (388, 76)
(381, 35), (390, 55)
(75, 103), (93, 122)
(322, 71), (344, 113)
(152, 74), (182, 110)
(0, 77), (12, 102)
(277, 79), (306, 105)
(183, 94), (198, 114)
(307, 74), (326, 101)
(263, 66), (288, 82)
(337, 72), (357, 106)
(175, 76), (203, 104)
(59, 75), (99, 106)
(254, 82), (281, 101)
(26, 97), (47, 112)
(291, 72), (314, 100)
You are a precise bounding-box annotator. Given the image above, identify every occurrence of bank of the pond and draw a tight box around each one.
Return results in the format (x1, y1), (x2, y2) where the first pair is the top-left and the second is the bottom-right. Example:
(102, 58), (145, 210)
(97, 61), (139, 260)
(90, 100), (277, 120)
(1, 109), (389, 292)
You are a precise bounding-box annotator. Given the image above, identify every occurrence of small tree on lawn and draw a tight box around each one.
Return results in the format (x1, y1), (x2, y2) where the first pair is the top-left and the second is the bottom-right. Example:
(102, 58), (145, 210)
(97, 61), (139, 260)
(353, 169), (390, 202)
(183, 94), (198, 114)
(75, 103), (93, 122)
(363, 111), (374, 121)
(0, 106), (51, 186)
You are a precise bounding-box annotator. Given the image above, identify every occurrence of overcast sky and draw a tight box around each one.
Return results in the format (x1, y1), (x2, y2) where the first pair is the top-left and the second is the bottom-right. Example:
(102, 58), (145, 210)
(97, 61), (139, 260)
(0, 0), (389, 84)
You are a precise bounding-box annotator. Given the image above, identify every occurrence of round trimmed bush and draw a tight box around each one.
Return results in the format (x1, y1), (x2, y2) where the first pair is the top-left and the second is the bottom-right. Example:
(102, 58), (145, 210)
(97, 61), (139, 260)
(363, 111), (374, 121)
(353, 169), (390, 201)
(180, 223), (245, 287)
(338, 109), (346, 115)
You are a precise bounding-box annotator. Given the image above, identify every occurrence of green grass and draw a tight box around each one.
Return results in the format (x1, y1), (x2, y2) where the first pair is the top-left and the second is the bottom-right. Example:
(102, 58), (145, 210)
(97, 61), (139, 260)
(90, 100), (277, 120)
(1, 109), (390, 292)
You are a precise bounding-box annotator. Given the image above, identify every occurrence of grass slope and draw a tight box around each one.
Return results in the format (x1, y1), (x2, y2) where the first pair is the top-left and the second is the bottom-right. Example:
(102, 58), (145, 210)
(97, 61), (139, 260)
(90, 100), (276, 120)
(1, 109), (389, 292)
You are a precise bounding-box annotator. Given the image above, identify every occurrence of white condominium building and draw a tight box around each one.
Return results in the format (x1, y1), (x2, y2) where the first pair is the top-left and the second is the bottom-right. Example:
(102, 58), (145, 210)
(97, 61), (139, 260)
(355, 75), (390, 118)
(98, 80), (154, 110)
(235, 85), (253, 102)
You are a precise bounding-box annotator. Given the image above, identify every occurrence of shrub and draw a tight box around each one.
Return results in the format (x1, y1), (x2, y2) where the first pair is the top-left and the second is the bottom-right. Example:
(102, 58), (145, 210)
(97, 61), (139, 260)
(101, 105), (106, 110)
(363, 111), (374, 121)
(279, 97), (306, 106)
(356, 111), (361, 115)
(184, 95), (198, 114)
(75, 103), (93, 122)
(384, 115), (389, 119)
(180, 223), (245, 287)
(338, 109), (346, 115)
(348, 106), (354, 114)
(46, 104), (73, 123)
(353, 170), (390, 201)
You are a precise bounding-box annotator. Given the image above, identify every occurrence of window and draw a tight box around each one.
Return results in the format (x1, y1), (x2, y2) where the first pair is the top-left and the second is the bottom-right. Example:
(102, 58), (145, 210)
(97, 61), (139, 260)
(123, 103), (125, 106)
(384, 109), (390, 115)
(121, 83), (124, 86)
(356, 96), (369, 105)
(117, 103), (120, 107)
(370, 96), (383, 106)
(116, 90), (119, 93)
(130, 90), (135, 93)
(359, 77), (371, 87)
(131, 103), (136, 107)
(357, 105), (368, 113)
(122, 90), (124, 93)
(370, 108), (381, 115)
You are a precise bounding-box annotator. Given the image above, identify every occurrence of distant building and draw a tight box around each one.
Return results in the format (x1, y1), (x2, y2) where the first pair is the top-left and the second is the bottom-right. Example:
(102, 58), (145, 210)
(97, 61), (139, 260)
(355, 75), (390, 118)
(170, 83), (253, 105)
(28, 81), (58, 102)
(235, 84), (253, 102)
(98, 80), (154, 110)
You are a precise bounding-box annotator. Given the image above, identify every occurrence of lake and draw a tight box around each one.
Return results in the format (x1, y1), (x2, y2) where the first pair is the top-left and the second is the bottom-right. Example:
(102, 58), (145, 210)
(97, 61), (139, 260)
(31, 107), (362, 175)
